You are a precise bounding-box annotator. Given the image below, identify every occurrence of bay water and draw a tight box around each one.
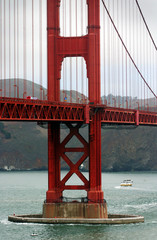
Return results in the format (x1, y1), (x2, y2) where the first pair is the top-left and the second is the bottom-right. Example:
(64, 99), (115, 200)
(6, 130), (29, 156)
(0, 171), (157, 240)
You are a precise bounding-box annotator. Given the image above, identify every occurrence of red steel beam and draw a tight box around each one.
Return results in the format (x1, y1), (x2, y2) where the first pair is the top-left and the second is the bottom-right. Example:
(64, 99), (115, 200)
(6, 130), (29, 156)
(100, 107), (157, 125)
(0, 98), (84, 121)
(0, 98), (157, 125)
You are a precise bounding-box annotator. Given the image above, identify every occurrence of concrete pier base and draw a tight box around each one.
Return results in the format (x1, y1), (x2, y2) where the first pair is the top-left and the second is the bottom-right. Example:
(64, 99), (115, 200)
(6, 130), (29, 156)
(43, 202), (108, 219)
(8, 201), (144, 225)
(8, 214), (144, 224)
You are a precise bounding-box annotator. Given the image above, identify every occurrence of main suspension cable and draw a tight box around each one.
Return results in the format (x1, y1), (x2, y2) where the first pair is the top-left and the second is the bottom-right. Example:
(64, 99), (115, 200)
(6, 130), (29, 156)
(135, 0), (157, 51)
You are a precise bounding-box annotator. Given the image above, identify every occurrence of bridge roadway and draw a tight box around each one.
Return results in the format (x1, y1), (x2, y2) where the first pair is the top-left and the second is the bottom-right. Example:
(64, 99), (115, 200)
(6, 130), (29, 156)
(0, 97), (157, 125)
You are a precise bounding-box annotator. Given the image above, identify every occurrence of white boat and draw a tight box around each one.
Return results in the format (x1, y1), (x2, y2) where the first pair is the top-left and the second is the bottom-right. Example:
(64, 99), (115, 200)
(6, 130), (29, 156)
(31, 233), (38, 236)
(120, 179), (133, 187)
(80, 164), (84, 170)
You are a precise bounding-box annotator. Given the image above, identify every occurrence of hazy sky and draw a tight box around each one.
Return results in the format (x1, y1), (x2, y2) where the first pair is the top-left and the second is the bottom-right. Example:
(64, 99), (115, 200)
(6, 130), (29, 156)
(138, 0), (157, 43)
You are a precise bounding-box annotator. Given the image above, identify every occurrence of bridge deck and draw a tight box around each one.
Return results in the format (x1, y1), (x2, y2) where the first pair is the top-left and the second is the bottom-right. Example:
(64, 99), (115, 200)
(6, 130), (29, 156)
(0, 98), (156, 125)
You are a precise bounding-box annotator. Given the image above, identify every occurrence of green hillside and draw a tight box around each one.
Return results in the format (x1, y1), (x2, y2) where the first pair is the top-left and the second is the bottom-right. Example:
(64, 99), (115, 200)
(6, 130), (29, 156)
(0, 121), (157, 171)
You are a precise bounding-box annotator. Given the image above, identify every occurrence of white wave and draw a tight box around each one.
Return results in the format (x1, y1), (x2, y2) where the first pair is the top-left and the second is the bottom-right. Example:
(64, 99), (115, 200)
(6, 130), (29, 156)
(0, 219), (12, 225)
(114, 186), (152, 191)
(0, 218), (45, 226)
(124, 202), (157, 210)
(151, 221), (157, 224)
(115, 186), (138, 190)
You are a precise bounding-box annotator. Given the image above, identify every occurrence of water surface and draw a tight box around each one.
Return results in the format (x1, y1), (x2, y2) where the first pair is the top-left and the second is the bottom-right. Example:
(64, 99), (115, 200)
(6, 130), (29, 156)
(0, 171), (157, 240)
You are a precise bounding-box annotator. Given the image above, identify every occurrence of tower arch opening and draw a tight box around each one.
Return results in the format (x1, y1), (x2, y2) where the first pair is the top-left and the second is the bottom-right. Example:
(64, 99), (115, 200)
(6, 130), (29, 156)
(60, 57), (88, 104)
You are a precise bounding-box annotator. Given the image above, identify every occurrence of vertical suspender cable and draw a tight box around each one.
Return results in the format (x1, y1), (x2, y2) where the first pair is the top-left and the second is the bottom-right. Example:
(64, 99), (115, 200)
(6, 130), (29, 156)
(143, 25), (146, 110)
(125, 1), (127, 108)
(139, 4), (142, 110)
(148, 37), (151, 110)
(156, 53), (157, 110)
(23, 0), (27, 97)
(115, 0), (117, 106)
(110, 0), (112, 106)
(108, 0), (110, 106)
(103, 4), (105, 104)
(146, 28), (148, 109)
(145, 24), (147, 109)
(9, 0), (11, 97)
(130, 0), (133, 108)
(117, 0), (120, 107)
(64, 0), (67, 101)
(125, 0), (127, 108)
(17, 0), (19, 98)
(32, 0), (34, 98)
(70, 0), (72, 103)
(136, 2), (139, 109)
(4, 0), (6, 97)
(150, 44), (153, 111)
(85, 1), (88, 101)
(62, 0), (64, 101)
(125, 2), (128, 108)
(138, 6), (143, 109)
(121, 0), (124, 108)
(14, 0), (17, 98)
(128, 0), (131, 108)
(153, 45), (155, 111)
(142, 15), (145, 110)
(153, 47), (155, 111)
(84, 0), (87, 101)
(126, 52), (127, 108)
(114, 0), (117, 106)
(133, 1), (137, 108)
(39, 0), (42, 100)
(132, 0), (134, 107)
(76, 0), (78, 103)
(124, 0), (126, 108)
(81, 0), (83, 103)
(112, 0), (114, 105)
(0, 0), (2, 97)
(138, 4), (141, 109)
(64, 0), (66, 98)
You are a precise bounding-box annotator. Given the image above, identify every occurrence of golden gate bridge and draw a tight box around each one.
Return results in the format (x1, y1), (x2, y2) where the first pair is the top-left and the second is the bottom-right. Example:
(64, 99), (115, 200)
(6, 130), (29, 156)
(1, 0), (157, 221)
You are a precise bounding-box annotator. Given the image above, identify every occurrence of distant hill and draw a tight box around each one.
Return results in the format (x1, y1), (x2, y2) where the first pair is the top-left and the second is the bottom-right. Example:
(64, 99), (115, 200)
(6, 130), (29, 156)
(0, 79), (157, 171)
(0, 79), (47, 99)
(0, 121), (157, 172)
(0, 78), (87, 103)
(0, 121), (48, 170)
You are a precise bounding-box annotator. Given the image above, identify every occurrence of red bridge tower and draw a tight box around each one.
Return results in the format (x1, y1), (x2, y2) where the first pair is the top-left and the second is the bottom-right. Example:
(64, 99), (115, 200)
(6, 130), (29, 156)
(43, 0), (108, 219)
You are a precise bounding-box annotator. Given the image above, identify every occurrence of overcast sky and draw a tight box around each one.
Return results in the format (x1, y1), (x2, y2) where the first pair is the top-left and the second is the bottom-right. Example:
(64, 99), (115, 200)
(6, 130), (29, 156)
(138, 0), (157, 43)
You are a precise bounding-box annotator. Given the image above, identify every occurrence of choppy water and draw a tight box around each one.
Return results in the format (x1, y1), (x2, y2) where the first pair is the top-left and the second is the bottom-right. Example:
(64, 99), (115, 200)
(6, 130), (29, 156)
(0, 171), (157, 240)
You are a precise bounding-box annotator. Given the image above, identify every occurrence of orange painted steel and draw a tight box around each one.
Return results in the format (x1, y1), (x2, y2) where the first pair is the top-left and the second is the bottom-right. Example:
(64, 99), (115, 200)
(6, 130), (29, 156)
(0, 97), (85, 121)
(46, 122), (89, 203)
(0, 97), (157, 125)
(46, 0), (104, 203)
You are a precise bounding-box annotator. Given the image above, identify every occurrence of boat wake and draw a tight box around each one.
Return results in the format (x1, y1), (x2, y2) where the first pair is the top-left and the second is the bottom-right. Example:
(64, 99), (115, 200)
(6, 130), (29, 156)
(114, 186), (149, 191)
(124, 202), (157, 211)
(115, 186), (135, 190)
(0, 219), (12, 225)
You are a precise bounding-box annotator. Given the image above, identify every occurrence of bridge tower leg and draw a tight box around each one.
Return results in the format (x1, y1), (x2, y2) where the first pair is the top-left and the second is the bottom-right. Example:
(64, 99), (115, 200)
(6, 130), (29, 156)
(44, 0), (107, 219)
